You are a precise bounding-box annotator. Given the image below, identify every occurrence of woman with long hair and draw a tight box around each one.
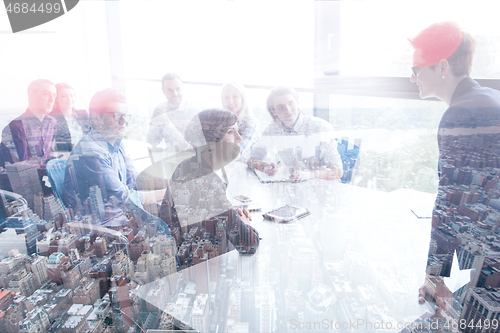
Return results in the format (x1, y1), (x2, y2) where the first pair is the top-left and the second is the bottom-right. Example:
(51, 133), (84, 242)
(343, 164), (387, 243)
(51, 82), (89, 154)
(221, 82), (260, 162)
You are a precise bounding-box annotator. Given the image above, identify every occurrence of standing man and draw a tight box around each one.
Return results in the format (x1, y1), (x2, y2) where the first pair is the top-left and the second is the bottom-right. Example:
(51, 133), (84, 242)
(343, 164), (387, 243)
(0, 79), (57, 167)
(63, 88), (166, 213)
(410, 22), (500, 315)
(146, 73), (199, 152)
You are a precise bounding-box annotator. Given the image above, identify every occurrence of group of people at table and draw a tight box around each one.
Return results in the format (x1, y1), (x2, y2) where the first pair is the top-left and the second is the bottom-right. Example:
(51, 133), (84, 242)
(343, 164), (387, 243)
(1, 21), (500, 320)
(0, 71), (344, 262)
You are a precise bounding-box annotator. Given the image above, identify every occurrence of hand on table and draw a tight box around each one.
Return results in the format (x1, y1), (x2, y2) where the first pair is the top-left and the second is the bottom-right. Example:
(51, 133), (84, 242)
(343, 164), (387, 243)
(418, 275), (453, 317)
(236, 206), (252, 221)
(263, 162), (281, 176)
(289, 170), (312, 182)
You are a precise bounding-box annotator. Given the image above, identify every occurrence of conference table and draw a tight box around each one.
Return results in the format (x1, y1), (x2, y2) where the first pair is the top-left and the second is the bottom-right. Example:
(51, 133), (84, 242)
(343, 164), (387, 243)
(132, 161), (436, 333)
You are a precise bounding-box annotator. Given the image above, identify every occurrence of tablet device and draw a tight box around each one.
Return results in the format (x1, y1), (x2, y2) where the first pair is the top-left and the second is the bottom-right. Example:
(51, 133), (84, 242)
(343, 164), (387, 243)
(234, 195), (252, 203)
(263, 205), (310, 223)
(246, 204), (262, 212)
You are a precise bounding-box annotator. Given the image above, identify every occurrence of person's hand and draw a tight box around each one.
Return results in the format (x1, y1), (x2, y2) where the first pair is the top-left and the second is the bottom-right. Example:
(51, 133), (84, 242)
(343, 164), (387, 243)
(289, 170), (313, 182)
(236, 206), (252, 221)
(419, 275), (453, 317)
(57, 152), (70, 159)
(263, 162), (280, 176)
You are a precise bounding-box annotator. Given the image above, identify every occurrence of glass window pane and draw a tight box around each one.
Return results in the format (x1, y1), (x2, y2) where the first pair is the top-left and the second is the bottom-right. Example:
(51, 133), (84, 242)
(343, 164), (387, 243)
(339, 0), (500, 78)
(330, 94), (443, 192)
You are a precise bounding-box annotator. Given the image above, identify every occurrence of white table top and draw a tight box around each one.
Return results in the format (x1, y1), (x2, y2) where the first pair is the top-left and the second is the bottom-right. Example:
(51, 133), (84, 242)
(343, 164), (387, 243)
(132, 162), (436, 332)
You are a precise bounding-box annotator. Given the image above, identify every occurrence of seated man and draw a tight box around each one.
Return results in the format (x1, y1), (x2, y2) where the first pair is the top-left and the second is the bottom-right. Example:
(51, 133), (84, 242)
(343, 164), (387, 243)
(146, 73), (199, 153)
(63, 88), (166, 218)
(248, 86), (343, 181)
(0, 79), (57, 168)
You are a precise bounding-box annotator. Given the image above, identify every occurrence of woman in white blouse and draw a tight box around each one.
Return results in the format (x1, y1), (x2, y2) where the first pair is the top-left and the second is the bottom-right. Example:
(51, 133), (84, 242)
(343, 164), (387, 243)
(50, 83), (90, 155)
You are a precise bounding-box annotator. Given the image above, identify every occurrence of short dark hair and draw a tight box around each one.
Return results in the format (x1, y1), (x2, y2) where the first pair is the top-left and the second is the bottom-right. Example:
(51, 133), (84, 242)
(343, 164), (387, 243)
(409, 21), (475, 76)
(266, 86), (299, 122)
(184, 109), (238, 147)
(88, 88), (126, 116)
(27, 79), (55, 95)
(161, 72), (182, 89)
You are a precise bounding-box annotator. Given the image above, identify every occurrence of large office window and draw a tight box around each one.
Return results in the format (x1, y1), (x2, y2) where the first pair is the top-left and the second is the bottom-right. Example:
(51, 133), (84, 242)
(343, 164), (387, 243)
(338, 0), (500, 78)
(314, 1), (500, 193)
(116, 1), (316, 142)
(0, 1), (112, 134)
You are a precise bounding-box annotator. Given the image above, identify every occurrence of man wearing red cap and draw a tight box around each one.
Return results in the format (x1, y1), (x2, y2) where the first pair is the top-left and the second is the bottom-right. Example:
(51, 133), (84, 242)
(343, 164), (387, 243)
(410, 22), (500, 317)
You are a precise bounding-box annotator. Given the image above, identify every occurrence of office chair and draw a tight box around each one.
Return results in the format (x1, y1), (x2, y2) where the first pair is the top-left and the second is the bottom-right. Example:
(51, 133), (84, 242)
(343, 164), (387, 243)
(337, 137), (361, 184)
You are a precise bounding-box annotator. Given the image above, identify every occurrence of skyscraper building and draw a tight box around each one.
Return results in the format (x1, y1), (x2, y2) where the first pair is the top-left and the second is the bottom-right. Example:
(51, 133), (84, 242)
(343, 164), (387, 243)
(89, 185), (105, 222)
(26, 255), (49, 288)
(9, 269), (36, 296)
(34, 194), (65, 222)
(191, 293), (209, 333)
(72, 277), (100, 305)
(216, 216), (228, 255)
(94, 237), (106, 257)
(109, 275), (133, 332)
(461, 287), (500, 333)
(5, 161), (42, 210)
(5, 204), (43, 255)
(112, 250), (135, 278)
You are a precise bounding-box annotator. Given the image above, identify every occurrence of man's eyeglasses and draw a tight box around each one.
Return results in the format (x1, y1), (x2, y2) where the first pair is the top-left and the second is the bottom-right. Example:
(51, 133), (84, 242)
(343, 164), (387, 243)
(106, 113), (131, 122)
(411, 66), (421, 77)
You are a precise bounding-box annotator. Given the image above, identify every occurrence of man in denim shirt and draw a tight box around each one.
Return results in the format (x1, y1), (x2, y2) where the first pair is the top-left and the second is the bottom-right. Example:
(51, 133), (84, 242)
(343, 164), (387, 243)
(63, 89), (166, 216)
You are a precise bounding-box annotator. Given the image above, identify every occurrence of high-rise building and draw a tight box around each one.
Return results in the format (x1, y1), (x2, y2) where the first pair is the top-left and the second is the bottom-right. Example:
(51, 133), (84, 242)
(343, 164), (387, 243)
(94, 237), (106, 257)
(72, 277), (100, 305)
(109, 275), (133, 332)
(0, 190), (9, 219)
(26, 255), (49, 288)
(5, 161), (42, 210)
(5, 204), (44, 255)
(458, 243), (486, 287)
(461, 287), (500, 333)
(457, 168), (473, 185)
(216, 216), (227, 254)
(0, 290), (14, 311)
(112, 250), (135, 278)
(34, 194), (65, 222)
(152, 234), (176, 257)
(432, 226), (459, 257)
(89, 185), (105, 221)
(191, 293), (209, 333)
(9, 269), (36, 296)
(61, 261), (82, 290)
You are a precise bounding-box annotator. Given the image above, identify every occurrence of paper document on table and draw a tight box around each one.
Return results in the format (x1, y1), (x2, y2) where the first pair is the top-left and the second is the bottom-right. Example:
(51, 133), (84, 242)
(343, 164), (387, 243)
(253, 166), (294, 183)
